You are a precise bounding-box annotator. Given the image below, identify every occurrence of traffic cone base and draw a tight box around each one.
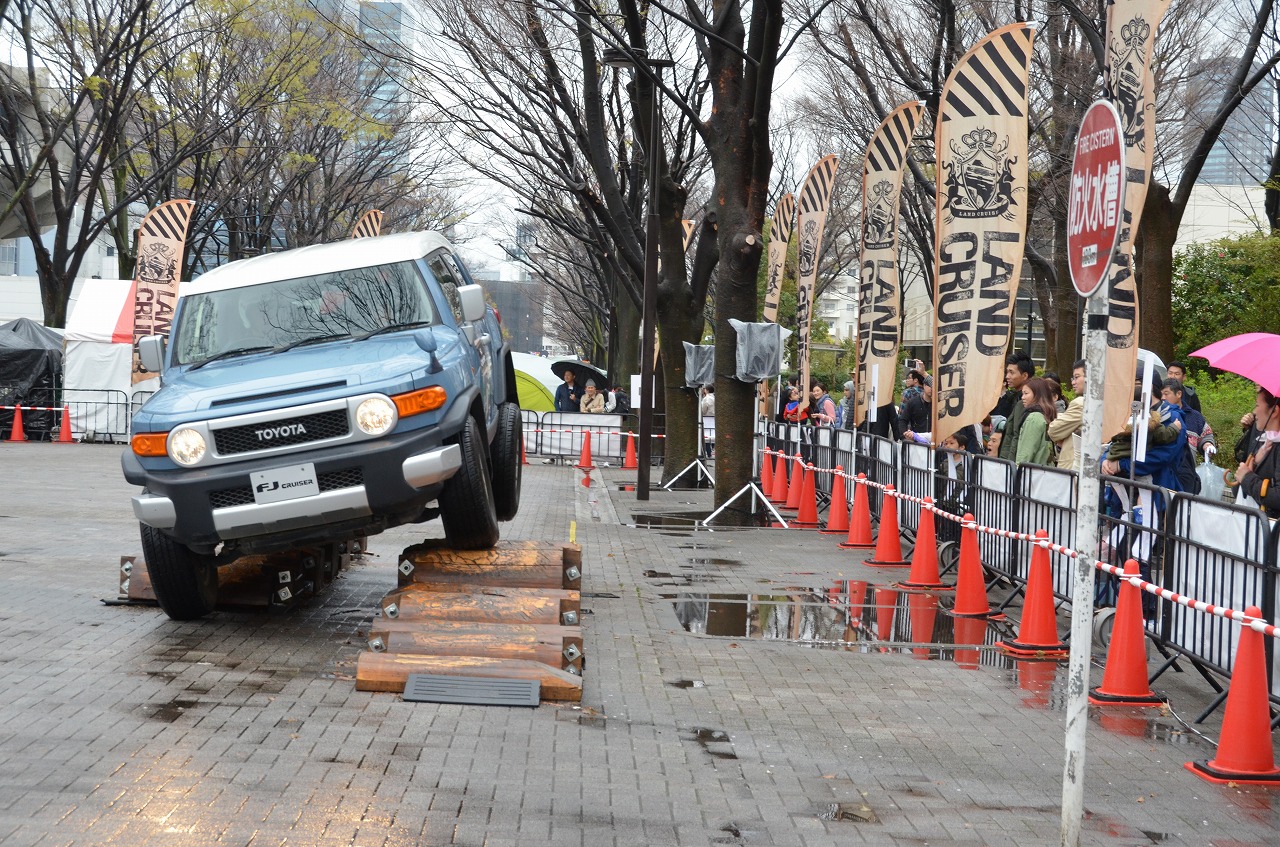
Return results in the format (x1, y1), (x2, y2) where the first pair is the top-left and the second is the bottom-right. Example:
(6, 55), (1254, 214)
(1185, 604), (1280, 784)
(897, 499), (951, 590)
(791, 466), (821, 529)
(1185, 759), (1280, 786)
(819, 466), (849, 535)
(996, 640), (1069, 660)
(1088, 558), (1160, 705)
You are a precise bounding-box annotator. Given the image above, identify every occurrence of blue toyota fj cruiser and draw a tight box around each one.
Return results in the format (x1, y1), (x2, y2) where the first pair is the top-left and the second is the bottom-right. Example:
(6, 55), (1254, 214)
(122, 232), (522, 619)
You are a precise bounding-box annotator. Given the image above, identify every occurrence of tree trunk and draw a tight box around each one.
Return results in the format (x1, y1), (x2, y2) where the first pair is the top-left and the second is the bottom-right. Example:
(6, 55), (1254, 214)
(713, 223), (764, 514)
(656, 242), (702, 485)
(1137, 182), (1176, 362)
(613, 286), (640, 386)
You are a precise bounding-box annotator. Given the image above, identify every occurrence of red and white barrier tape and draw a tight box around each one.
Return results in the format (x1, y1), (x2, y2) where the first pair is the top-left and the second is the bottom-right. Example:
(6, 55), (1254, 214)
(0, 405), (67, 412)
(760, 447), (1274, 637)
(527, 428), (664, 438)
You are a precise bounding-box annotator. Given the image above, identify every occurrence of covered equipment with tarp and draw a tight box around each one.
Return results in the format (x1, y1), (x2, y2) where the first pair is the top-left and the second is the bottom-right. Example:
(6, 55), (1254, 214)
(0, 317), (62, 438)
(510, 352), (559, 412)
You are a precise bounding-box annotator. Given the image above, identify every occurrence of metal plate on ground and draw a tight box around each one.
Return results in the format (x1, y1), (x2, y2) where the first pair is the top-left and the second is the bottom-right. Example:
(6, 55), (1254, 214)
(402, 673), (540, 707)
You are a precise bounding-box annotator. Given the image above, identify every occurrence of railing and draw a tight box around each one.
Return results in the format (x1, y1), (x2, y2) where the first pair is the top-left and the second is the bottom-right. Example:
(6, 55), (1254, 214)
(761, 420), (1279, 707)
(1, 388), (132, 442)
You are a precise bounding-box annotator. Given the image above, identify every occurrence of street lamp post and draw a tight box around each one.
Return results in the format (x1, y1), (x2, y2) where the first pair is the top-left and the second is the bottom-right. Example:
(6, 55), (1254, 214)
(603, 47), (673, 501)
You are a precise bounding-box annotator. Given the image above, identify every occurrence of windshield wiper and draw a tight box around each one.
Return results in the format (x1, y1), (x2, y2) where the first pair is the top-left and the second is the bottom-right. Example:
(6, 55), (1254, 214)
(273, 333), (351, 354)
(188, 345), (273, 370)
(354, 320), (434, 341)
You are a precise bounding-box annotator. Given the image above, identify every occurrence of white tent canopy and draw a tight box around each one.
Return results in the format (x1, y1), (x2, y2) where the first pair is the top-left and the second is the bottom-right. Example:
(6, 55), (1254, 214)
(64, 279), (157, 439)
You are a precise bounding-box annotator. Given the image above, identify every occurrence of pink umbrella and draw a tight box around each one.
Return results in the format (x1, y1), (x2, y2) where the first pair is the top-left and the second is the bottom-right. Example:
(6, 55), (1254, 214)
(1190, 333), (1280, 396)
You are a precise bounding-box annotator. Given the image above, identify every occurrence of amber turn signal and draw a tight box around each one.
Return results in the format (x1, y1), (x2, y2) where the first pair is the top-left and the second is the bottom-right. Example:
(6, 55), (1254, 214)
(131, 432), (169, 457)
(393, 386), (447, 417)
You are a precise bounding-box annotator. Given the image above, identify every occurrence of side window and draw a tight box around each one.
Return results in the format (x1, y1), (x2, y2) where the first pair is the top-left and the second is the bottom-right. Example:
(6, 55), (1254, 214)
(427, 254), (464, 324)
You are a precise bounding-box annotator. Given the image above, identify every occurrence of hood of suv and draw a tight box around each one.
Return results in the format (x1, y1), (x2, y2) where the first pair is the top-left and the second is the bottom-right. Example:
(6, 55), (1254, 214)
(141, 334), (436, 420)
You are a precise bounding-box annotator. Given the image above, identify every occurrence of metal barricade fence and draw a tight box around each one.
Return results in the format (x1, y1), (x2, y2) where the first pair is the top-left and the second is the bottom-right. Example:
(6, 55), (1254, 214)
(130, 390), (154, 421)
(1157, 493), (1277, 706)
(832, 428), (857, 508)
(520, 410), (540, 456)
(898, 441), (933, 534)
(1015, 465), (1080, 600)
(811, 426), (836, 498)
(934, 448), (972, 547)
(13, 387), (132, 442)
(1096, 475), (1172, 632)
(969, 455), (1018, 580)
(536, 412), (627, 462)
(858, 433), (897, 520)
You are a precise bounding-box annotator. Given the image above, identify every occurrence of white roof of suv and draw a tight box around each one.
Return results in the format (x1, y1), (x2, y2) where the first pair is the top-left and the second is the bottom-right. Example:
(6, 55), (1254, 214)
(181, 231), (454, 296)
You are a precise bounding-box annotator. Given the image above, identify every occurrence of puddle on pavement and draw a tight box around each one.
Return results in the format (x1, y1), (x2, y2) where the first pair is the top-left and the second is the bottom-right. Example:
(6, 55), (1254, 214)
(683, 727), (737, 760)
(687, 557), (743, 566)
(144, 698), (199, 723)
(615, 484), (636, 492)
(628, 511), (767, 530)
(667, 679), (706, 689)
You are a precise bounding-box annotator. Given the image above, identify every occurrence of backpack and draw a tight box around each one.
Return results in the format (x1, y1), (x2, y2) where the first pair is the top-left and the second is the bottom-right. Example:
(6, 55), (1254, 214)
(613, 390), (631, 415)
(1176, 442), (1202, 495)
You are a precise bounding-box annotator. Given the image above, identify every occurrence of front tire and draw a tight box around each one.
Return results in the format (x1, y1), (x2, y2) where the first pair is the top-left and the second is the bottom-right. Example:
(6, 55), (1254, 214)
(490, 402), (523, 521)
(140, 523), (219, 620)
(439, 415), (500, 549)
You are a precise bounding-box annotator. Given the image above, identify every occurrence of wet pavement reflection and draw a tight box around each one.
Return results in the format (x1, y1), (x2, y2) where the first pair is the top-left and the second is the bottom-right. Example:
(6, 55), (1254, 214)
(666, 579), (1222, 753)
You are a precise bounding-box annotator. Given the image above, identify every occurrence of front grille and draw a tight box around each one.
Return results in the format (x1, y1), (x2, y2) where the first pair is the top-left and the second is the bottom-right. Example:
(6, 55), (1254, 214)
(318, 467), (364, 492)
(212, 409), (349, 456)
(208, 467), (364, 511)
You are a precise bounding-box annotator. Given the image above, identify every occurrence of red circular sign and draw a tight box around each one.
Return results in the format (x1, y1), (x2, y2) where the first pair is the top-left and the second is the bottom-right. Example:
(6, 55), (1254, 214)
(1067, 100), (1125, 297)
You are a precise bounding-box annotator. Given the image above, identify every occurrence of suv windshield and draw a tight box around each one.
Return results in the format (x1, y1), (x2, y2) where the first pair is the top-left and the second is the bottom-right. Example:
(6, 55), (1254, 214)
(172, 260), (436, 366)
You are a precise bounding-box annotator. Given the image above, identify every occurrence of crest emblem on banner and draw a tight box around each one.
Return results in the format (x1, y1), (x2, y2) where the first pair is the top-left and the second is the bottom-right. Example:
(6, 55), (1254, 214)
(863, 181), (898, 248)
(797, 219), (819, 277)
(943, 128), (1018, 220)
(137, 242), (178, 288)
(1111, 17), (1151, 147)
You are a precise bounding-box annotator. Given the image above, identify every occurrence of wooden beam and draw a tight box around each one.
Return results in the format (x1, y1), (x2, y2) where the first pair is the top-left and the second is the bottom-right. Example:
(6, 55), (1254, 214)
(398, 559), (581, 590)
(355, 653), (582, 701)
(368, 622), (582, 671)
(381, 585), (580, 625)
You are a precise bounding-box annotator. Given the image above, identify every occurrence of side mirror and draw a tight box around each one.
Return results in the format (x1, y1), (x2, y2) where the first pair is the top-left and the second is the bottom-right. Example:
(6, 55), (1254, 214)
(457, 284), (485, 323)
(138, 335), (165, 373)
(414, 328), (442, 374)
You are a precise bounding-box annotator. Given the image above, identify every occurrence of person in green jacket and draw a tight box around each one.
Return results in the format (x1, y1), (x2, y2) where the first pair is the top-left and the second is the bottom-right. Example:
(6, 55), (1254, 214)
(1016, 377), (1058, 466)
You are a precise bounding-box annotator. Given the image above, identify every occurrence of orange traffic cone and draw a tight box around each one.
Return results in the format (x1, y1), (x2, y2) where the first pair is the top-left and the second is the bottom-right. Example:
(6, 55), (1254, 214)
(575, 431), (594, 470)
(7, 404), (24, 442)
(997, 530), (1068, 659)
(769, 453), (789, 503)
(820, 467), (849, 535)
(760, 448), (773, 492)
(784, 454), (804, 511)
(950, 515), (993, 617)
(791, 465), (820, 528)
(865, 486), (911, 567)
(55, 405), (72, 444)
(898, 499), (950, 590)
(951, 614), (987, 670)
(1088, 558), (1163, 705)
(1185, 605), (1280, 785)
(839, 474), (876, 549)
(875, 587), (898, 642)
(908, 592), (939, 658)
(623, 432), (638, 469)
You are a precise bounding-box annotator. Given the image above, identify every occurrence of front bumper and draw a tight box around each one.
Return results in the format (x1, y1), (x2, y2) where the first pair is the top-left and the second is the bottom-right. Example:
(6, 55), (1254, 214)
(126, 426), (462, 548)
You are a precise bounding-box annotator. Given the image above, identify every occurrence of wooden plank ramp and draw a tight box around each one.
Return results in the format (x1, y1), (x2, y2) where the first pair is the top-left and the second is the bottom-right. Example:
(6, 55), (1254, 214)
(358, 541), (585, 704)
(381, 584), (579, 625)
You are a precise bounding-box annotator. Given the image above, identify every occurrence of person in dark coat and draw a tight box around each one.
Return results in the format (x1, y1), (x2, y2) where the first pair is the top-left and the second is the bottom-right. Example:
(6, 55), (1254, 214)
(555, 368), (584, 412)
(1232, 387), (1280, 519)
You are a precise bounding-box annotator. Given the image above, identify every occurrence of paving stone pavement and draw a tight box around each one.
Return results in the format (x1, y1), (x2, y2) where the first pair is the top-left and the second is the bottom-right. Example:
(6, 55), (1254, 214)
(0, 443), (1275, 846)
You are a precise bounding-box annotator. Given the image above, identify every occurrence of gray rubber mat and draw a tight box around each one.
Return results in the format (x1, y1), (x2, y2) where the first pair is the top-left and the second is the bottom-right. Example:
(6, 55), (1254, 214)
(402, 673), (540, 706)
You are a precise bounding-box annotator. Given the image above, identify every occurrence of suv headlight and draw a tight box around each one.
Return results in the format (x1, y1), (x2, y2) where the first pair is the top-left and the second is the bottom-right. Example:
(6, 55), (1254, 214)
(356, 397), (396, 435)
(169, 428), (207, 466)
